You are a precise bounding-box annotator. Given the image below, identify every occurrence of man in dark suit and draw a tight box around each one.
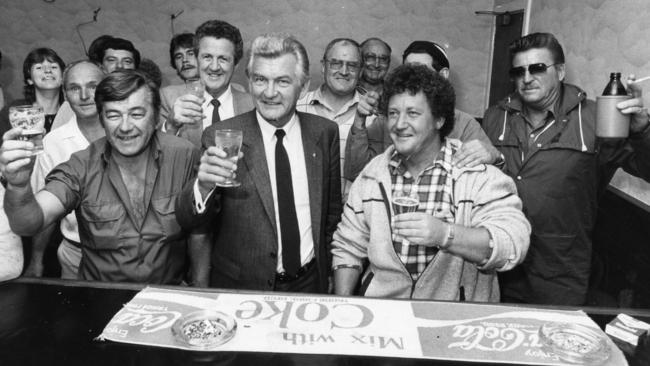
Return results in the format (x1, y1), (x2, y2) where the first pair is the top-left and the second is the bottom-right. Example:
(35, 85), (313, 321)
(161, 20), (254, 147)
(175, 33), (342, 294)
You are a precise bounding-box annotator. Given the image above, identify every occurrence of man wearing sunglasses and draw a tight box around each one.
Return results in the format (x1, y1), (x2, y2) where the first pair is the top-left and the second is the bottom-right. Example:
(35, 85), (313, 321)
(482, 32), (650, 306)
(297, 38), (363, 200)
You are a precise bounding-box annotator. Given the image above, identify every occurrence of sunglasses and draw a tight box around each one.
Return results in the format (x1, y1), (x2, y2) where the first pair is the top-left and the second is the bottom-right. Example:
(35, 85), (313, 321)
(508, 63), (559, 78)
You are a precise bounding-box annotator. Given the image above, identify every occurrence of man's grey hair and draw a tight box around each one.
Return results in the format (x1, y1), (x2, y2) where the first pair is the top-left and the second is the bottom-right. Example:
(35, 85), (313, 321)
(246, 33), (310, 86)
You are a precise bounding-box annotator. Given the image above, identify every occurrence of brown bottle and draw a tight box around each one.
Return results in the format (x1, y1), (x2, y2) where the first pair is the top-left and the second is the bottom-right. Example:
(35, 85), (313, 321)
(602, 72), (628, 96)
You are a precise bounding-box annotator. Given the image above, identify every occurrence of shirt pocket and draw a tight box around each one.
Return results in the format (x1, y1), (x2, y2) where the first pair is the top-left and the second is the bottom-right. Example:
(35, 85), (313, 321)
(80, 202), (125, 250)
(151, 195), (182, 240)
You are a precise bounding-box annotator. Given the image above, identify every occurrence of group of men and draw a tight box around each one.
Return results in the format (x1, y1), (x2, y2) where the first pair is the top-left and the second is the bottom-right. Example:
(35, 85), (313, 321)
(1, 18), (649, 307)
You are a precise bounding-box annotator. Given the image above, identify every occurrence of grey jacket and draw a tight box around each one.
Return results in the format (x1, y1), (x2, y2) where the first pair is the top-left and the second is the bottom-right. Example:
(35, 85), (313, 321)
(332, 140), (530, 301)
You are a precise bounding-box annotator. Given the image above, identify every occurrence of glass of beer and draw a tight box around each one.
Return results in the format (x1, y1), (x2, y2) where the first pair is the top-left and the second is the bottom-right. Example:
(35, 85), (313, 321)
(8, 105), (45, 154)
(214, 129), (243, 187)
(392, 190), (419, 215)
(185, 78), (205, 98)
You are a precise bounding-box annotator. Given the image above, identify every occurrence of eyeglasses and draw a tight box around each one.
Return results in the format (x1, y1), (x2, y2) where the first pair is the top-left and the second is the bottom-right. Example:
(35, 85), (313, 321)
(324, 59), (361, 72)
(363, 54), (390, 65)
(508, 63), (559, 79)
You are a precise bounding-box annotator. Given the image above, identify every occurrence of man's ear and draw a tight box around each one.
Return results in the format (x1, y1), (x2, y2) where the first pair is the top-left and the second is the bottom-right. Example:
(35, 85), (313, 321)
(299, 78), (311, 100)
(438, 67), (450, 80)
(556, 63), (566, 82)
(435, 117), (445, 130)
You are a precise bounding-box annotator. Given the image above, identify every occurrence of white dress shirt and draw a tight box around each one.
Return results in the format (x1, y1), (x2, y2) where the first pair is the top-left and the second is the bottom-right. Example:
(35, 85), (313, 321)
(202, 85), (235, 129)
(193, 112), (315, 273)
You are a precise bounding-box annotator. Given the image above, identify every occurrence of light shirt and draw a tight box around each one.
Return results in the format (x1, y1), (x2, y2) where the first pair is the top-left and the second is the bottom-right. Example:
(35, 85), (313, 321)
(31, 114), (90, 243)
(201, 85), (235, 129)
(49, 101), (75, 130)
(193, 112), (315, 273)
(297, 86), (360, 200)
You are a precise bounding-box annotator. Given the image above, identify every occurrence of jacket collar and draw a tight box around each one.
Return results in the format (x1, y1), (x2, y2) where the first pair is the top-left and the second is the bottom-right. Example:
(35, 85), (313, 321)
(360, 138), (485, 182)
(499, 83), (587, 116)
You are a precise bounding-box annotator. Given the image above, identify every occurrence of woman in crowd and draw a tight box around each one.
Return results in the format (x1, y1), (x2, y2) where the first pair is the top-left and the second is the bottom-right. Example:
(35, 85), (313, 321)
(0, 47), (66, 135)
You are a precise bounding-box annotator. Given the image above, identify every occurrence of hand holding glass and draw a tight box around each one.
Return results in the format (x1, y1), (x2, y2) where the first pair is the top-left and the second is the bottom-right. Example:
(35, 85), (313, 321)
(8, 105), (45, 154)
(214, 129), (243, 187)
(392, 190), (419, 215)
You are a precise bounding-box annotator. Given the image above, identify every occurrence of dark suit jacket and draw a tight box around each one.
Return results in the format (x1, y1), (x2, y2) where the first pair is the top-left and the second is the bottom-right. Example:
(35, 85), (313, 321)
(159, 84), (254, 147)
(176, 110), (342, 292)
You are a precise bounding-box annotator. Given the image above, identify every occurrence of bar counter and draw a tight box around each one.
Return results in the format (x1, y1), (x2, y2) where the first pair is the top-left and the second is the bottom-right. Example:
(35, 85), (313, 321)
(1, 277), (649, 366)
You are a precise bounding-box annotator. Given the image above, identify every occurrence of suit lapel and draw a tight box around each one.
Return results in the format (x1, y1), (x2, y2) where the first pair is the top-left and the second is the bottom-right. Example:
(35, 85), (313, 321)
(241, 112), (277, 234)
(298, 113), (324, 246)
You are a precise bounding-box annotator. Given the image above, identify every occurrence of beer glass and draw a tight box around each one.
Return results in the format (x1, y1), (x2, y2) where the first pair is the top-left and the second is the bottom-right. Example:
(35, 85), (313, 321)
(8, 105), (45, 154)
(392, 190), (419, 215)
(185, 78), (205, 98)
(214, 129), (243, 187)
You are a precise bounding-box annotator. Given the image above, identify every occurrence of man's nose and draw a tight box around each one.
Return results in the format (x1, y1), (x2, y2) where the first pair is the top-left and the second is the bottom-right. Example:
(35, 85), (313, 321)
(209, 59), (221, 71)
(263, 81), (277, 98)
(522, 69), (534, 83)
(80, 87), (89, 101)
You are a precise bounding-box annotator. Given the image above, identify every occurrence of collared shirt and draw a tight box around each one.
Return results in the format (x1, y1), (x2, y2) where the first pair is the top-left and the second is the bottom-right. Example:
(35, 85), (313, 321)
(389, 139), (456, 280)
(192, 112), (315, 274)
(256, 111), (314, 273)
(31, 114), (90, 244)
(44, 131), (200, 284)
(297, 86), (361, 199)
(201, 85), (235, 129)
(521, 107), (557, 154)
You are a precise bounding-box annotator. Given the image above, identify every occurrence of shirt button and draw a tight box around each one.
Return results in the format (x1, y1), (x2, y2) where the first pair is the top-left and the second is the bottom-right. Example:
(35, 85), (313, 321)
(516, 176), (522, 180)
(536, 143), (542, 148)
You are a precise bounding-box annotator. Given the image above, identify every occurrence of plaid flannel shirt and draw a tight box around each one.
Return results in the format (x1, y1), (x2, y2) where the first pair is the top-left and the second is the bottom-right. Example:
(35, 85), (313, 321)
(389, 140), (456, 280)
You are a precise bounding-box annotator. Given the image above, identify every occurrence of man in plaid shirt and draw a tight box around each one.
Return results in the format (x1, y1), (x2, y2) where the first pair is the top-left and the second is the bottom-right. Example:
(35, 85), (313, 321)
(331, 64), (530, 301)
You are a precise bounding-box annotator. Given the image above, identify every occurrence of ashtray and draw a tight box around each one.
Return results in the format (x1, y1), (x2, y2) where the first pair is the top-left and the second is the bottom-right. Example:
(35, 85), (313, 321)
(539, 322), (610, 365)
(172, 310), (237, 350)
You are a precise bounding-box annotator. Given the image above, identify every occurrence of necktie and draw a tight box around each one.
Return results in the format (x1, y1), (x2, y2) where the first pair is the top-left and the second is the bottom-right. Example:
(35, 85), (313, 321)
(211, 99), (221, 124)
(275, 129), (301, 275)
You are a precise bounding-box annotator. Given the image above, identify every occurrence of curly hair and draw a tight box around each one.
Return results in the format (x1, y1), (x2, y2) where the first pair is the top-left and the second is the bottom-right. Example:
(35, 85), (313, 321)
(380, 63), (456, 139)
(194, 20), (244, 65)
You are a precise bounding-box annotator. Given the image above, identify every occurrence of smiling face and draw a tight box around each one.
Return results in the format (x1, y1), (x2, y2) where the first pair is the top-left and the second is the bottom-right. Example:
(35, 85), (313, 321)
(197, 36), (236, 98)
(28, 59), (63, 91)
(387, 91), (443, 161)
(173, 46), (199, 81)
(101, 86), (156, 158)
(322, 42), (361, 96)
(249, 53), (307, 128)
(361, 40), (390, 85)
(512, 47), (565, 109)
(65, 62), (104, 120)
(102, 49), (136, 73)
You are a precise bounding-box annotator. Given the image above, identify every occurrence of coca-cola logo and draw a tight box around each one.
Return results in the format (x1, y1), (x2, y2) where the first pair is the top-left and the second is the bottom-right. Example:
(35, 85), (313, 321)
(449, 323), (542, 352)
(112, 304), (182, 333)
